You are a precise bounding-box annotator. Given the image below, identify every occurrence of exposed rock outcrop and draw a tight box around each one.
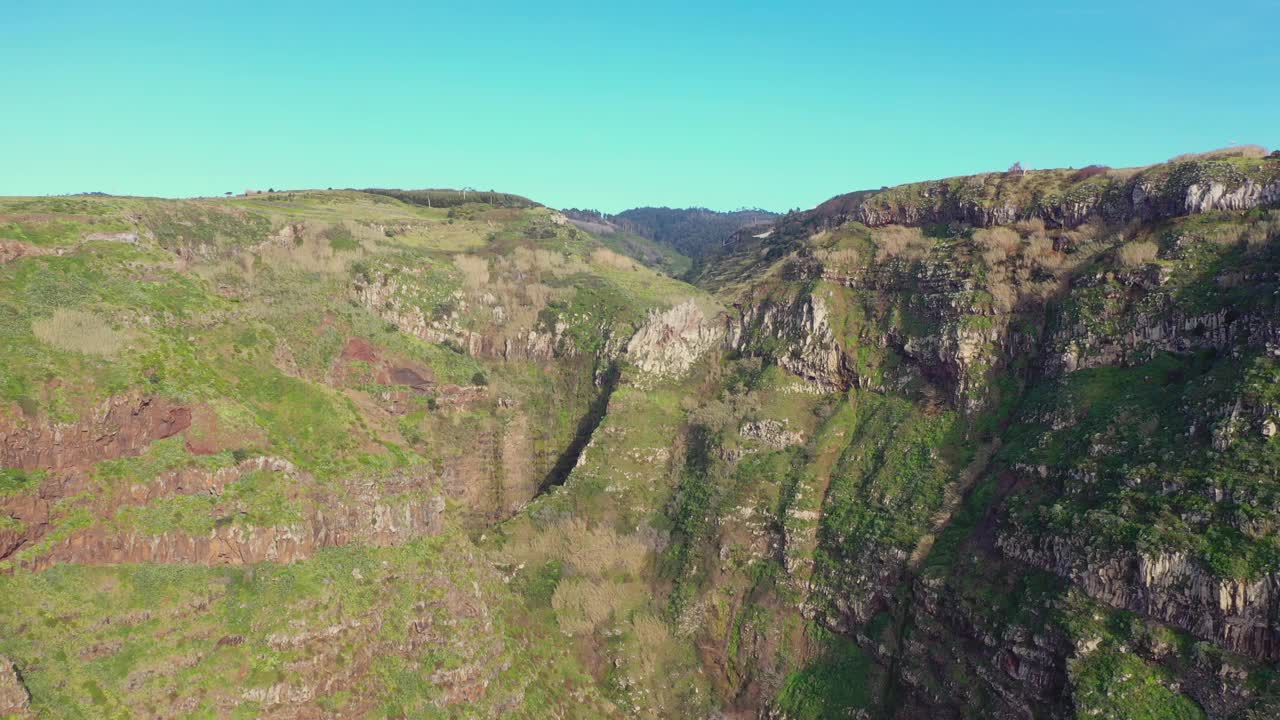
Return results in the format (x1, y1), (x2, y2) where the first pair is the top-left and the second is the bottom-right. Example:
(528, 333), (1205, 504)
(352, 271), (577, 362)
(33, 490), (444, 569)
(893, 573), (1072, 720)
(0, 395), (191, 471)
(0, 240), (48, 265)
(729, 295), (847, 392)
(1046, 283), (1280, 375)
(1001, 536), (1280, 662)
(739, 419), (803, 449)
(0, 656), (30, 717)
(626, 299), (724, 378)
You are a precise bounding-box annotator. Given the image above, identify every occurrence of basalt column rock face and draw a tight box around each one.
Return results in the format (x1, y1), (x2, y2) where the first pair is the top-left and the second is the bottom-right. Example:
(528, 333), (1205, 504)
(2, 455), (446, 569)
(1000, 539), (1280, 662)
(352, 269), (579, 362)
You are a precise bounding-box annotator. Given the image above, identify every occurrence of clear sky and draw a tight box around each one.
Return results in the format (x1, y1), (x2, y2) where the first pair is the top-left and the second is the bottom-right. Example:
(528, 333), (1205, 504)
(4, 1), (1278, 212)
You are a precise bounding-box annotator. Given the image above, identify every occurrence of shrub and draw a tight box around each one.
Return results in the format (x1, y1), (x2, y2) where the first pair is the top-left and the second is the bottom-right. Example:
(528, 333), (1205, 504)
(1119, 241), (1159, 267)
(322, 224), (359, 252)
(453, 255), (489, 288)
(551, 577), (633, 635)
(470, 371), (489, 386)
(874, 226), (930, 261)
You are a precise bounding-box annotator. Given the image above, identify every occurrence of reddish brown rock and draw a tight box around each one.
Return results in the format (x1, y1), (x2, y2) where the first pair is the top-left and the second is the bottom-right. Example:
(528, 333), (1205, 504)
(331, 337), (435, 391)
(0, 394), (192, 471)
(0, 240), (48, 265)
(21, 462), (446, 570)
(0, 655), (30, 717)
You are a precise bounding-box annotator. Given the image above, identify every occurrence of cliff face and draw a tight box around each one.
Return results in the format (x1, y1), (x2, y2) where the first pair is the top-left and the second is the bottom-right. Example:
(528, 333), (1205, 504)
(663, 152), (1280, 718)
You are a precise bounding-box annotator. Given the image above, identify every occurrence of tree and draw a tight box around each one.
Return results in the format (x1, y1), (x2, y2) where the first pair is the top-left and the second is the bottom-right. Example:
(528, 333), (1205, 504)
(1007, 162), (1025, 176)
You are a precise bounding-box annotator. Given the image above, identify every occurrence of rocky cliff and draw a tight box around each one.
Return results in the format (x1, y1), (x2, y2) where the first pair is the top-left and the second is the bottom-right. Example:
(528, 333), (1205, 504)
(673, 150), (1280, 719)
(797, 153), (1280, 234)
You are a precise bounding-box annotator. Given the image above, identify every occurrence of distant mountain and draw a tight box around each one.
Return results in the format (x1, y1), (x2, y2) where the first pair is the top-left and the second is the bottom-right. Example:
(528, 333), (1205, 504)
(562, 206), (777, 259)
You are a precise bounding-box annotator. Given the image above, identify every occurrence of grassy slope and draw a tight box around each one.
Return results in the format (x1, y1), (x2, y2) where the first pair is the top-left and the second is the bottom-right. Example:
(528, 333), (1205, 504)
(0, 190), (716, 718)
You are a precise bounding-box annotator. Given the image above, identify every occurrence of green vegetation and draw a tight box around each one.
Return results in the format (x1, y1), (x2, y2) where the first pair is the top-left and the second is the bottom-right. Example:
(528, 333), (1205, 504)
(363, 188), (540, 209)
(1002, 351), (1280, 580)
(0, 530), (615, 719)
(775, 626), (879, 719)
(1062, 595), (1206, 720)
(813, 391), (960, 577)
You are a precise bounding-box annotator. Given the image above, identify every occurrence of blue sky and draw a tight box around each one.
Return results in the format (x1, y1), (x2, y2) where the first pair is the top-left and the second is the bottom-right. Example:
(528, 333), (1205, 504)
(3, 1), (1277, 212)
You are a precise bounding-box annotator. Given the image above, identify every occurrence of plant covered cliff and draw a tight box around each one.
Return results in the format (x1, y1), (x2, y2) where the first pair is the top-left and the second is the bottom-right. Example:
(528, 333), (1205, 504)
(1, 147), (1278, 719)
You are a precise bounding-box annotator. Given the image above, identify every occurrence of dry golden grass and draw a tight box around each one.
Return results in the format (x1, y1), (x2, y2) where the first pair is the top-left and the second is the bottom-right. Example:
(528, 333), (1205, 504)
(1014, 218), (1047, 237)
(624, 612), (673, 674)
(454, 254), (490, 288)
(254, 233), (359, 275)
(32, 309), (131, 356)
(873, 225), (931, 261)
(551, 577), (648, 635)
(975, 227), (1020, 267)
(513, 518), (649, 578)
(1119, 241), (1159, 267)
(551, 577), (617, 634)
(509, 246), (589, 277)
(815, 247), (860, 268)
(974, 227), (1021, 253)
(987, 282), (1018, 312)
(1026, 236), (1064, 271)
(590, 247), (638, 271)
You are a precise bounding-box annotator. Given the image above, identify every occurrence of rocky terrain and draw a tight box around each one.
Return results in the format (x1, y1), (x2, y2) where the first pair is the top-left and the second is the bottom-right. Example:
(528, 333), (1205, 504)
(1, 147), (1278, 718)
